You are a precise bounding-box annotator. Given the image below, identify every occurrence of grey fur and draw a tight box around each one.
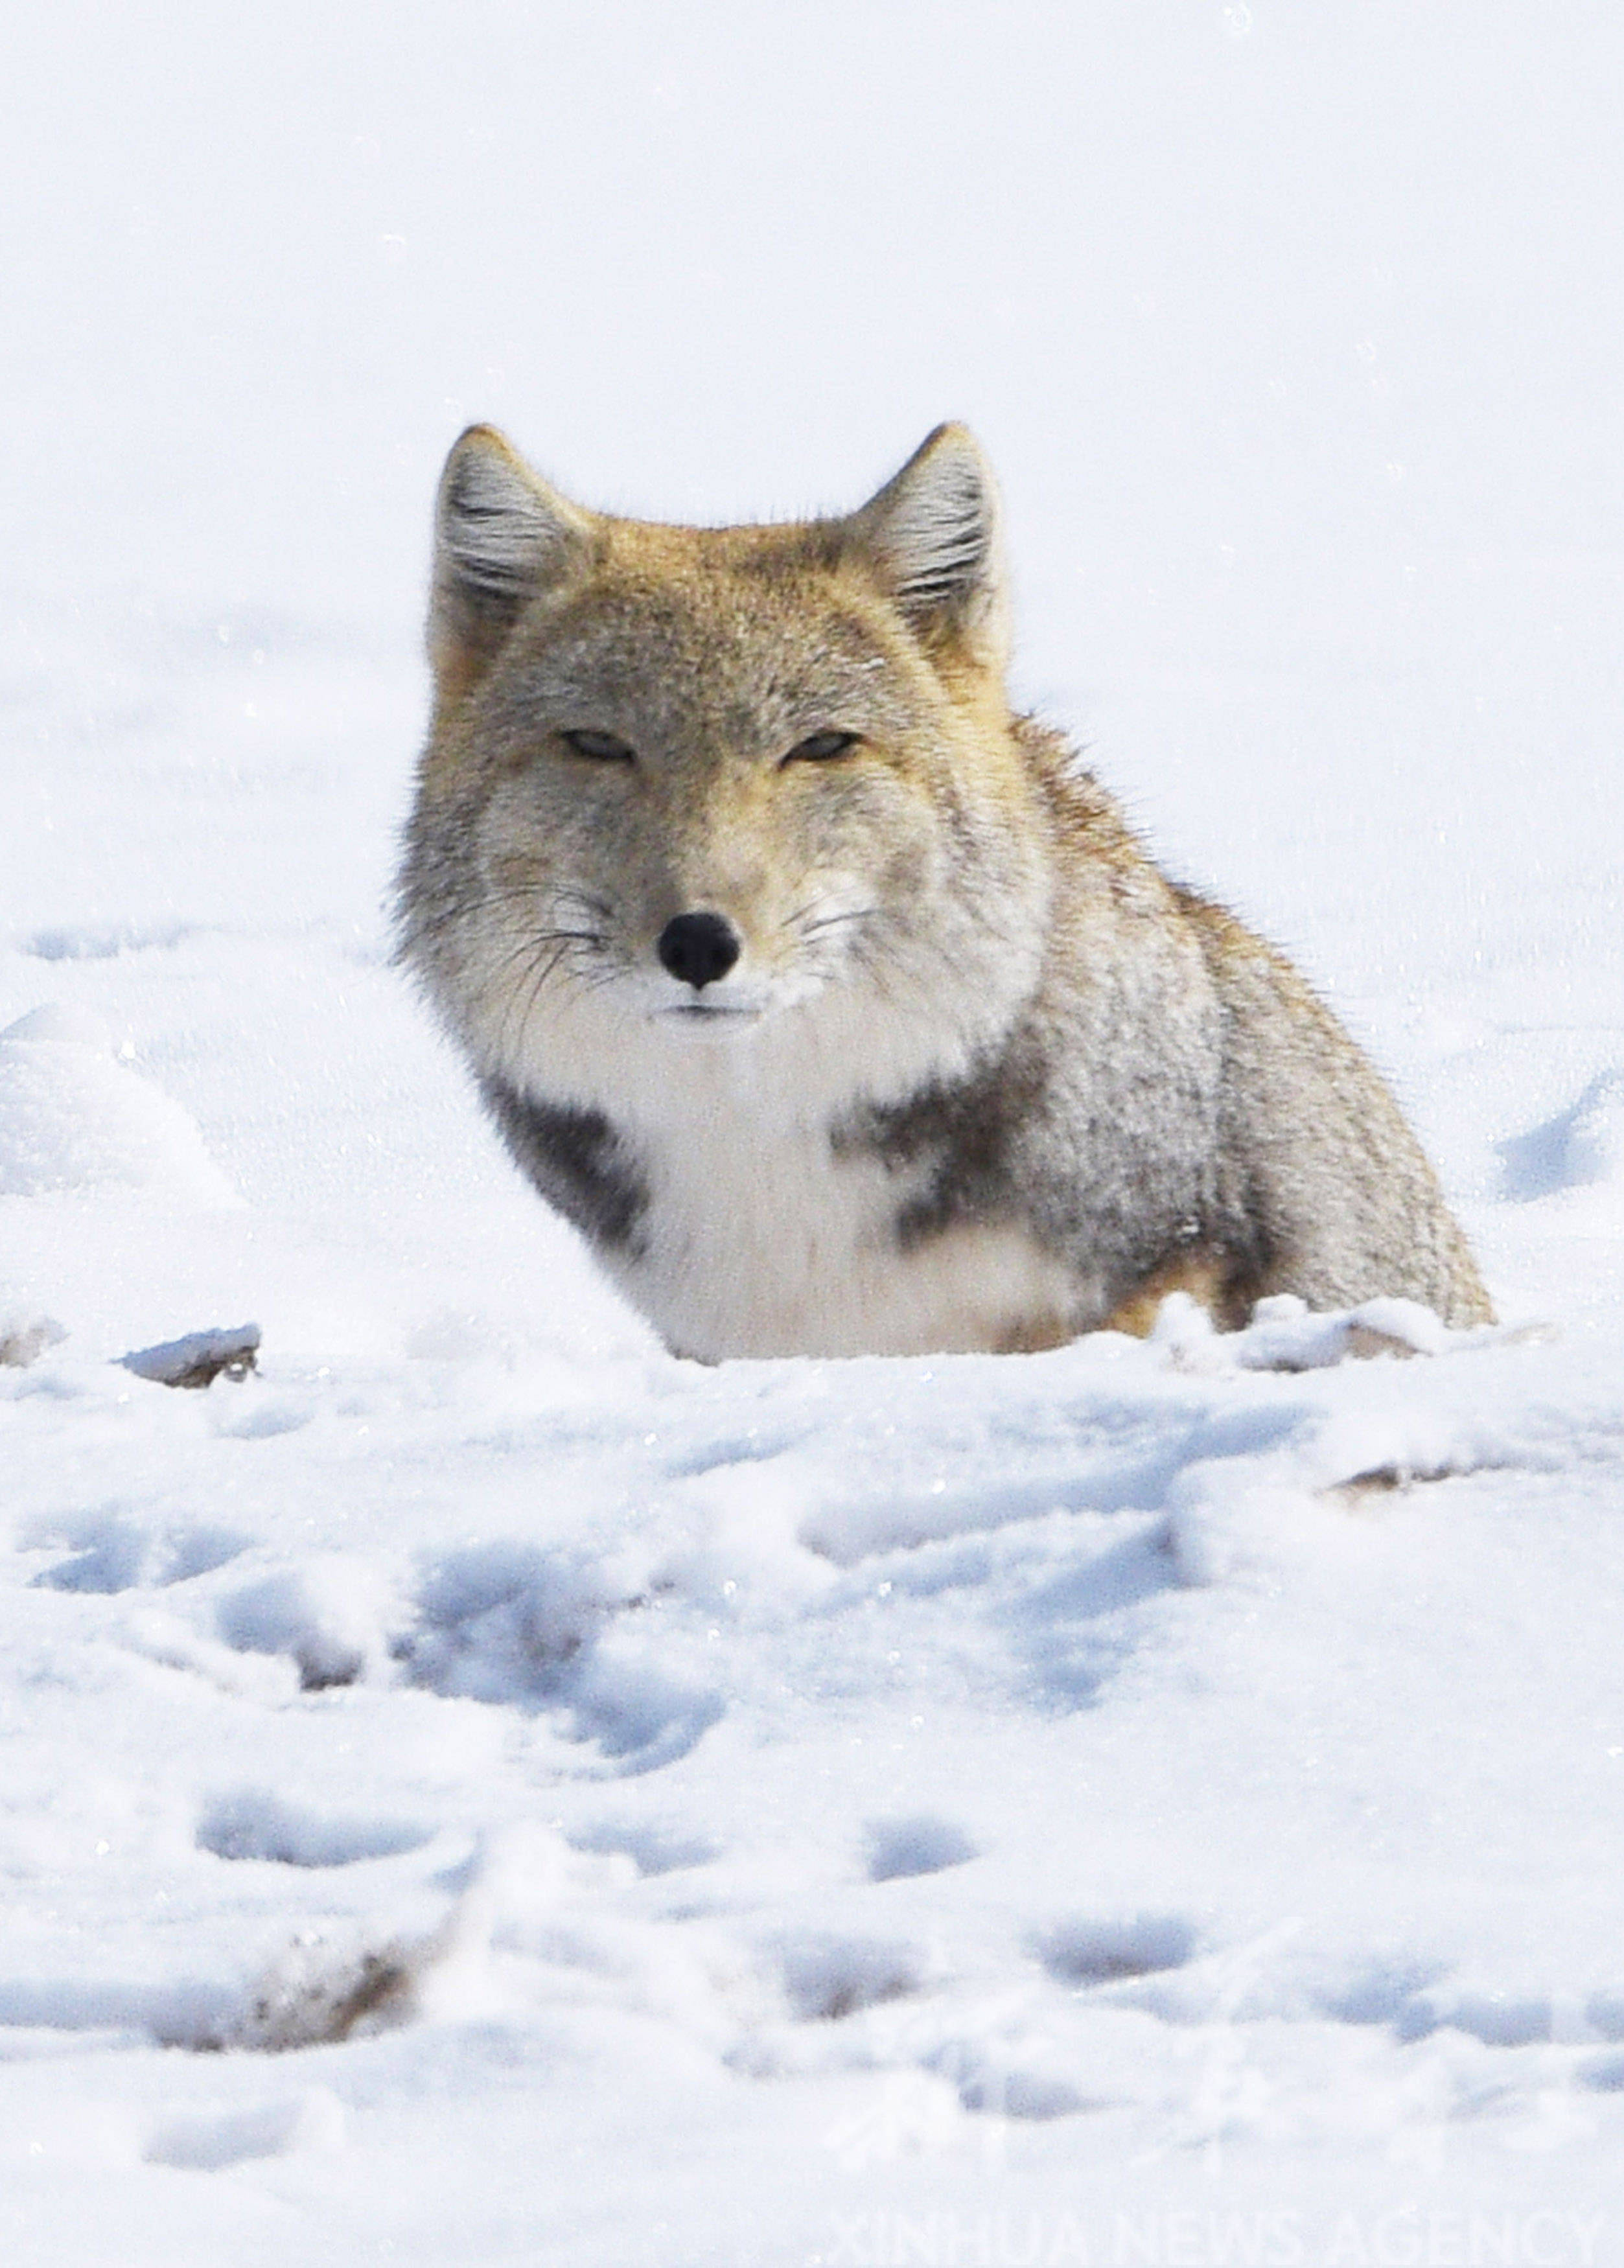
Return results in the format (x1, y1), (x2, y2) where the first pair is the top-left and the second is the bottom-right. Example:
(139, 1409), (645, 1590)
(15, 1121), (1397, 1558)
(480, 1078), (647, 1255)
(836, 748), (1486, 1330)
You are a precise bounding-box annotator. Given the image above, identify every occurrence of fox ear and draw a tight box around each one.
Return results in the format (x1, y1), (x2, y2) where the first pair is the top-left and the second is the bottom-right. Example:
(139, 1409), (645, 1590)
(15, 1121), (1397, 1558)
(429, 426), (591, 689)
(848, 423), (1008, 669)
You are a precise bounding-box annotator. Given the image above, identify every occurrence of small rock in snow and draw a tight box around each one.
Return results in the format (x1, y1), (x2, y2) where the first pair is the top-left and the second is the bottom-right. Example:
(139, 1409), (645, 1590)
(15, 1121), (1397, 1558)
(0, 1312), (67, 1367)
(121, 1322), (261, 1389)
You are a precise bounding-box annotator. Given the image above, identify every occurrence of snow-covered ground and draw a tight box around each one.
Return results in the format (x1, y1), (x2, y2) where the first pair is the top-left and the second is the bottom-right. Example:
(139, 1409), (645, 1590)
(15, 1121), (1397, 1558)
(4, 8), (1623, 2262)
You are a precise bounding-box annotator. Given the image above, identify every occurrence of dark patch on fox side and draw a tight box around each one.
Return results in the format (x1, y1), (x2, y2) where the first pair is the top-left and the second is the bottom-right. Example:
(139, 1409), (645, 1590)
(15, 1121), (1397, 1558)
(480, 1078), (646, 1253)
(834, 1047), (1044, 1248)
(840, 1042), (1272, 1326)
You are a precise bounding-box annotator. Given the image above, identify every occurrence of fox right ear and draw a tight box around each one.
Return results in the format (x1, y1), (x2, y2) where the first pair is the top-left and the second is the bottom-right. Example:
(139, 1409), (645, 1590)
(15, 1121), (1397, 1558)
(428, 426), (592, 691)
(848, 423), (1010, 671)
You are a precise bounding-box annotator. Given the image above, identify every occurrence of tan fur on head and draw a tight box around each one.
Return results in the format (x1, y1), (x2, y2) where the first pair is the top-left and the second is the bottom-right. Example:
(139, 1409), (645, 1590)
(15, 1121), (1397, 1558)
(429, 421), (1010, 712)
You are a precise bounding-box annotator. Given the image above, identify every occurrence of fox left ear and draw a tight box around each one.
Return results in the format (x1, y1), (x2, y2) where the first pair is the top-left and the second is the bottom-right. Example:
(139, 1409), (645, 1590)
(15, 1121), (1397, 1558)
(848, 423), (1010, 670)
(428, 425), (593, 696)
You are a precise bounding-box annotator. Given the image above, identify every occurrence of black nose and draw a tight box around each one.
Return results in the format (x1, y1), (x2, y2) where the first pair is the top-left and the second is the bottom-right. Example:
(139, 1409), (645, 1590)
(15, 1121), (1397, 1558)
(657, 910), (741, 991)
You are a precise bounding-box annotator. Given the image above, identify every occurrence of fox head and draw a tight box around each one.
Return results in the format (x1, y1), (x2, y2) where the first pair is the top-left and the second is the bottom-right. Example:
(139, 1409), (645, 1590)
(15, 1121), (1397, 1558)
(399, 425), (1054, 1121)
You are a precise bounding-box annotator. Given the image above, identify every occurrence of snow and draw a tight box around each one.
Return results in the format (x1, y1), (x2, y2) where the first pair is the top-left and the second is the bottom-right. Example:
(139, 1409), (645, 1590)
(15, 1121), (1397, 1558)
(4, 5), (1624, 2262)
(0, 1008), (238, 1207)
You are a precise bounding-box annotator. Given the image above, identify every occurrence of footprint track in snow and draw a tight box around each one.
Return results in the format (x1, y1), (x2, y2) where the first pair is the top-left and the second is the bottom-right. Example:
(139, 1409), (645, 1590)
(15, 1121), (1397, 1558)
(568, 1819), (721, 1876)
(144, 2085), (345, 2168)
(197, 1788), (434, 1868)
(777, 1932), (926, 2022)
(395, 1540), (725, 1774)
(28, 1510), (251, 1595)
(23, 920), (201, 962)
(862, 1814), (979, 1882)
(1030, 1912), (1198, 1987)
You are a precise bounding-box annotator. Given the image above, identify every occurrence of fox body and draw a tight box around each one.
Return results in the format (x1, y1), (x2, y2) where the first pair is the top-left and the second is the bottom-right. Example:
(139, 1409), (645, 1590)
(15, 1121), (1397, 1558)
(397, 423), (1491, 1358)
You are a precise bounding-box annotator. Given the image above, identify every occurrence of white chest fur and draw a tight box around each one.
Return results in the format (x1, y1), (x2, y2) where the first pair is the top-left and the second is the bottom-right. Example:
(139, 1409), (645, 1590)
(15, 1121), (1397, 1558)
(486, 951), (1082, 1359)
(594, 1055), (1081, 1361)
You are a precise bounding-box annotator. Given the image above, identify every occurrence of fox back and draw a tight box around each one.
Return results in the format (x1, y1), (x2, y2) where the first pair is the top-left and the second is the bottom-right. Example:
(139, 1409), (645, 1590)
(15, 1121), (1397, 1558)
(397, 424), (1491, 1356)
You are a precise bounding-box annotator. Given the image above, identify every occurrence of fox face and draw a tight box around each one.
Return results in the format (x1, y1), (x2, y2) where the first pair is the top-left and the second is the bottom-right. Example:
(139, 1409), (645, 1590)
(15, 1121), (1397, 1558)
(399, 426), (1051, 1130)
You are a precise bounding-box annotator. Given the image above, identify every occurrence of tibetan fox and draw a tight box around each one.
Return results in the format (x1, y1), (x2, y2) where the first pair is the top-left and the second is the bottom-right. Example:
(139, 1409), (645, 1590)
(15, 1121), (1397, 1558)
(397, 423), (1491, 1359)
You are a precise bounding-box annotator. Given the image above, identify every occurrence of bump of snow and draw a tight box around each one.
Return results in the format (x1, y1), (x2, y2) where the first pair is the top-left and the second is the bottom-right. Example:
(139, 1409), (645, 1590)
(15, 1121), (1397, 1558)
(1498, 1068), (1624, 1199)
(0, 1008), (237, 1205)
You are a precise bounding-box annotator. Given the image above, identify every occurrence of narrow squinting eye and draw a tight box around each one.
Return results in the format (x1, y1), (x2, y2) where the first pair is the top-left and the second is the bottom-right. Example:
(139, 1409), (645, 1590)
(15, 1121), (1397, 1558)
(784, 730), (859, 764)
(562, 728), (637, 763)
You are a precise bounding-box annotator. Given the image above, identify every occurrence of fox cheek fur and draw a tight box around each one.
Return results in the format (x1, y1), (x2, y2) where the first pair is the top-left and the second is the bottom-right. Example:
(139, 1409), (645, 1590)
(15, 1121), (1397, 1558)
(396, 422), (1492, 1359)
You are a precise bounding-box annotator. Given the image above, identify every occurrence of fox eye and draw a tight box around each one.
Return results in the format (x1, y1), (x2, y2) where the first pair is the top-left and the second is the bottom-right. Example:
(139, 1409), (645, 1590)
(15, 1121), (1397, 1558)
(784, 730), (859, 765)
(562, 728), (636, 763)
